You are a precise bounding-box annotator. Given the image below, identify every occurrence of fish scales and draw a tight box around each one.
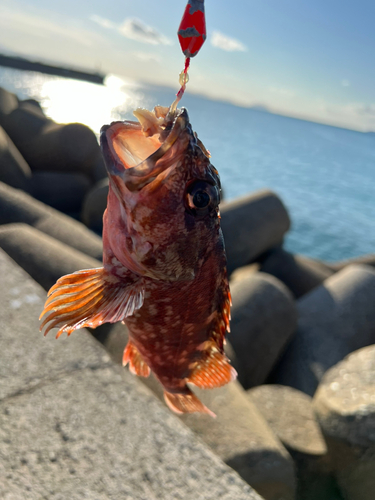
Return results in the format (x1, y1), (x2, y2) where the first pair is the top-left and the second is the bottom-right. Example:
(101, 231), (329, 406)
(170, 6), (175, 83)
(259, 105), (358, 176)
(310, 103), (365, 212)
(126, 246), (227, 389)
(40, 105), (236, 416)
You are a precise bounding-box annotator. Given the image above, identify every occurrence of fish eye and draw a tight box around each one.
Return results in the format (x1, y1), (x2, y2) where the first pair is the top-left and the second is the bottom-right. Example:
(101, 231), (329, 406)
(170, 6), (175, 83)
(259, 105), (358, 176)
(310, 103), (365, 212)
(186, 180), (219, 216)
(193, 190), (210, 208)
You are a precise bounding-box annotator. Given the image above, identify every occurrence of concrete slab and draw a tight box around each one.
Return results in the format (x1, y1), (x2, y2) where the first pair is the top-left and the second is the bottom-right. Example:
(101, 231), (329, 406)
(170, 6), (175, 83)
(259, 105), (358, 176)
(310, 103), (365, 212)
(0, 249), (261, 500)
(0, 248), (108, 401)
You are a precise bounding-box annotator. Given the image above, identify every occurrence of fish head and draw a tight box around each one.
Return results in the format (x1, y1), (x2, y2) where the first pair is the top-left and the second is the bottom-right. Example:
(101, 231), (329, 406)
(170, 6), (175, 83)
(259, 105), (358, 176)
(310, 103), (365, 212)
(100, 106), (222, 281)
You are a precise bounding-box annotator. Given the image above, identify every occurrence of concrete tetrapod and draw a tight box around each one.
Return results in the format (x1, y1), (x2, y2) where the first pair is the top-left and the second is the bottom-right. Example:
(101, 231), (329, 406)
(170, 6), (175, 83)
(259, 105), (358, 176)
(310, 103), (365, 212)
(0, 249), (262, 500)
(0, 86), (18, 123)
(29, 171), (92, 214)
(314, 346), (375, 500)
(220, 190), (291, 275)
(16, 122), (101, 178)
(1, 104), (101, 178)
(0, 221), (126, 353)
(329, 254), (375, 272)
(81, 177), (109, 233)
(0, 125), (32, 190)
(180, 381), (296, 500)
(249, 385), (344, 500)
(272, 264), (375, 396)
(258, 247), (335, 298)
(0, 223), (100, 291)
(1, 102), (53, 142)
(0, 182), (103, 260)
(228, 272), (297, 388)
(18, 98), (46, 115)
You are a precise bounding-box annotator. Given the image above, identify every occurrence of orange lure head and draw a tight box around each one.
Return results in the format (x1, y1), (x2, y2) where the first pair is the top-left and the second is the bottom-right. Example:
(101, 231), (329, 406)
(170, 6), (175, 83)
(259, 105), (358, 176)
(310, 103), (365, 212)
(100, 106), (222, 282)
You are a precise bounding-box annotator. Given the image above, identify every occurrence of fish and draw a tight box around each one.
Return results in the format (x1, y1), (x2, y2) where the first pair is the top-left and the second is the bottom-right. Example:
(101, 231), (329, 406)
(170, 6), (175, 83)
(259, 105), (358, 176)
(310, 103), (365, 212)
(39, 104), (236, 416)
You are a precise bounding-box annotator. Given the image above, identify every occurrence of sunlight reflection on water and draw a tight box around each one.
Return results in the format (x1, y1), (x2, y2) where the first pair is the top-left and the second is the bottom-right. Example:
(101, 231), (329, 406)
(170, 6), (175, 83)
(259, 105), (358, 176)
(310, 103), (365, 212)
(40, 76), (144, 135)
(0, 69), (144, 135)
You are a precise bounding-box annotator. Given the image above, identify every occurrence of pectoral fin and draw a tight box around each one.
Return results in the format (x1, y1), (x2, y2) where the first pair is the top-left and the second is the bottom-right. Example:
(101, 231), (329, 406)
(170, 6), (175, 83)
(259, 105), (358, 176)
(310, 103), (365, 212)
(39, 268), (144, 338)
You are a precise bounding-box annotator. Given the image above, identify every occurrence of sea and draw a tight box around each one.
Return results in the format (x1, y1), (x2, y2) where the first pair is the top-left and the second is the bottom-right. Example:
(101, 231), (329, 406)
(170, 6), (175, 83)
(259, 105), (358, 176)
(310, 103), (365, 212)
(1, 67), (374, 263)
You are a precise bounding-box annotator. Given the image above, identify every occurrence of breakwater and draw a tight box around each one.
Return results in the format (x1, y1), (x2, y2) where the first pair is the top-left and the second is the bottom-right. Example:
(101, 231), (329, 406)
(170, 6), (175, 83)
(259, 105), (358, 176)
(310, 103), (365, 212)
(1, 84), (375, 500)
(0, 53), (104, 85)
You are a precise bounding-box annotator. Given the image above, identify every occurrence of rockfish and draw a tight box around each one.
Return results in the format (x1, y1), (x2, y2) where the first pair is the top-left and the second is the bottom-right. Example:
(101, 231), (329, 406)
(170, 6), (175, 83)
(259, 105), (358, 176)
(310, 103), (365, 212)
(40, 105), (236, 416)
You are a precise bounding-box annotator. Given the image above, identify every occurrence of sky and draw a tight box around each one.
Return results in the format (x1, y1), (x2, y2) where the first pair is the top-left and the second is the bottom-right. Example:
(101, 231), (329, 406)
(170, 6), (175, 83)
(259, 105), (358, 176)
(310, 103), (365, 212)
(1, 0), (375, 131)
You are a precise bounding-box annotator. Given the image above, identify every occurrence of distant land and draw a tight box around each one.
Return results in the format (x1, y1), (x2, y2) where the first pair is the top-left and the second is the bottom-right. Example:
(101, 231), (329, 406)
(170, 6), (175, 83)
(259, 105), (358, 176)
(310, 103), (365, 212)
(0, 53), (104, 85)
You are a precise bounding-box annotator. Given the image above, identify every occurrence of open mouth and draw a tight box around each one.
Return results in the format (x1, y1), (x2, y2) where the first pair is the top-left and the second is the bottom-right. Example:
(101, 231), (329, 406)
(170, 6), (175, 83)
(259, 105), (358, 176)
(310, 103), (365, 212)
(106, 121), (161, 169)
(100, 107), (190, 191)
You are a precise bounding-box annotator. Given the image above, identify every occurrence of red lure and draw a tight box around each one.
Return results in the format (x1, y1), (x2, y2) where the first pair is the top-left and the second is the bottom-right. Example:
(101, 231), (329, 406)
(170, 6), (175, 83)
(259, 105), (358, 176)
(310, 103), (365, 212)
(177, 0), (206, 58)
(174, 1), (206, 106)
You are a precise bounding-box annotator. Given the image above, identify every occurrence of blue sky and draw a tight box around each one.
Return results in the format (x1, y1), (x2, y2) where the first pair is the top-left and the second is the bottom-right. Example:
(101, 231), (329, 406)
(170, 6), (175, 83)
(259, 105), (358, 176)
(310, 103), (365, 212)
(1, 0), (375, 131)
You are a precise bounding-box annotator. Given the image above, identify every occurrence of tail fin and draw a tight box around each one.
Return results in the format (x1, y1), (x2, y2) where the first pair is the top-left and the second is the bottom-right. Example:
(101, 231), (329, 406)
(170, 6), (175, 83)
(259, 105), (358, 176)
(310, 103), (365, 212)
(39, 268), (144, 338)
(164, 388), (216, 417)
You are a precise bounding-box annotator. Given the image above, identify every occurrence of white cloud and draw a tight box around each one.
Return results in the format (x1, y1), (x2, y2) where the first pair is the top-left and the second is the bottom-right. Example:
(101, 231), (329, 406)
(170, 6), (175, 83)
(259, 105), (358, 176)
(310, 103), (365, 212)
(119, 18), (172, 45)
(314, 100), (375, 131)
(342, 103), (375, 117)
(211, 31), (247, 52)
(268, 86), (295, 98)
(89, 14), (116, 30)
(322, 102), (375, 118)
(132, 52), (161, 63)
(90, 14), (171, 46)
(341, 79), (351, 87)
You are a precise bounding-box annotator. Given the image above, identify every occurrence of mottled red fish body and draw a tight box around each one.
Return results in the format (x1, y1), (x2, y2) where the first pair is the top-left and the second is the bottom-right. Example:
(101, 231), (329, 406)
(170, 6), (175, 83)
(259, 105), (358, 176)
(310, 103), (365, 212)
(124, 235), (228, 392)
(39, 106), (235, 416)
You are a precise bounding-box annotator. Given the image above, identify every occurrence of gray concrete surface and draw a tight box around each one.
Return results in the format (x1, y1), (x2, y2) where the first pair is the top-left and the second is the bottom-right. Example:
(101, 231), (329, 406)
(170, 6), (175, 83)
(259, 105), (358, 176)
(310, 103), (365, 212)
(0, 223), (100, 291)
(258, 248), (334, 298)
(0, 181), (103, 260)
(228, 272), (297, 388)
(220, 190), (290, 275)
(314, 345), (375, 449)
(314, 345), (375, 500)
(0, 86), (19, 123)
(272, 265), (375, 396)
(29, 171), (91, 214)
(0, 249), (262, 500)
(249, 385), (343, 500)
(180, 382), (296, 500)
(329, 254), (375, 271)
(249, 385), (327, 456)
(0, 125), (32, 190)
(81, 178), (109, 233)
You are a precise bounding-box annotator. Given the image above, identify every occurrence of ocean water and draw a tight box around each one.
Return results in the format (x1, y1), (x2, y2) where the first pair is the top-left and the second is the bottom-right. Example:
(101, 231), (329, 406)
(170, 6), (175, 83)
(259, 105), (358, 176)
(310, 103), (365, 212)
(1, 67), (374, 263)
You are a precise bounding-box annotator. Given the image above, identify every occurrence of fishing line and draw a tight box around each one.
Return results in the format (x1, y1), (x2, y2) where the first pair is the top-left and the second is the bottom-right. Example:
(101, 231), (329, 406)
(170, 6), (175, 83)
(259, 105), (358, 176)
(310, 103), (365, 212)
(171, 0), (206, 111)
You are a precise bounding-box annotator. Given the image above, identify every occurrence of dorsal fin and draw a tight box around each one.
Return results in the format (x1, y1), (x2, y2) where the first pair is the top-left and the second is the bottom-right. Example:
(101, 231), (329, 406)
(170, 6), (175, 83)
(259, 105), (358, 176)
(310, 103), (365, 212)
(39, 268), (144, 338)
(122, 340), (150, 377)
(210, 268), (231, 351)
(188, 344), (237, 389)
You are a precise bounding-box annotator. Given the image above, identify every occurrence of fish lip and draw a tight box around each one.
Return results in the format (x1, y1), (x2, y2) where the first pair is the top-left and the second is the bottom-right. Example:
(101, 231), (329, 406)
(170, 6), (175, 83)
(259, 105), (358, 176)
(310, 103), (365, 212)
(100, 109), (190, 191)
(100, 122), (132, 179)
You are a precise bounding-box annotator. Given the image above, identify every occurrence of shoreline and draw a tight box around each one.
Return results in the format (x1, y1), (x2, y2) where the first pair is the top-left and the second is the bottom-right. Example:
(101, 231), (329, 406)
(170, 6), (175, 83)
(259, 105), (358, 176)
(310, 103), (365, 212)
(0, 53), (105, 85)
